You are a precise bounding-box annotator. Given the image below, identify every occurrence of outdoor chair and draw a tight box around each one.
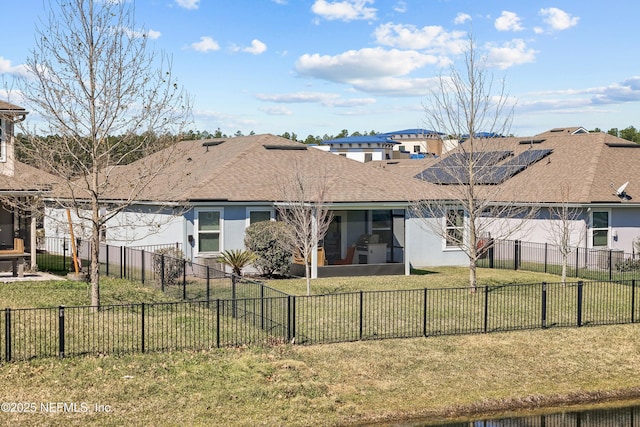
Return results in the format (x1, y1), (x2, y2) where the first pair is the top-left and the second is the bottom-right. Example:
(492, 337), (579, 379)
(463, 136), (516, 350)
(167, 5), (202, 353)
(334, 245), (355, 265)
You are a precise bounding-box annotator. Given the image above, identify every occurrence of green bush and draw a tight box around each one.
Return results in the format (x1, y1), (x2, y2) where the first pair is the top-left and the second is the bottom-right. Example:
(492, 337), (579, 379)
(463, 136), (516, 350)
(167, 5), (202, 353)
(244, 221), (291, 278)
(153, 247), (185, 285)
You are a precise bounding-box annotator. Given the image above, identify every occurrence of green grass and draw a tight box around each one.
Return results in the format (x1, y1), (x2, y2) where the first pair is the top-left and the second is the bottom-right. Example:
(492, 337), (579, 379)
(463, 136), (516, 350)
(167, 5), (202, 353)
(1, 325), (640, 426)
(2, 269), (640, 425)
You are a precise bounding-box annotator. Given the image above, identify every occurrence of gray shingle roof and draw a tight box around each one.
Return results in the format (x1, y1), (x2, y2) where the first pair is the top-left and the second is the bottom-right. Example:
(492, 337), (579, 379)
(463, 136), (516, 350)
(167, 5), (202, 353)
(97, 134), (433, 204)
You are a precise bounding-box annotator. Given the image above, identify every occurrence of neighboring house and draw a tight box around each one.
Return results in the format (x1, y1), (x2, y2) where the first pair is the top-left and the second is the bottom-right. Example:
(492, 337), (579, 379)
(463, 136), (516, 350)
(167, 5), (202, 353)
(0, 101), (54, 266)
(376, 127), (640, 260)
(315, 129), (447, 163)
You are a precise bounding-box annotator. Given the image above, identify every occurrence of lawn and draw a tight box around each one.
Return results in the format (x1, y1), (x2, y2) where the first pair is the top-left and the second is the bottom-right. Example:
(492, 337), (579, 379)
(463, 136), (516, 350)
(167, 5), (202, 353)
(1, 268), (640, 426)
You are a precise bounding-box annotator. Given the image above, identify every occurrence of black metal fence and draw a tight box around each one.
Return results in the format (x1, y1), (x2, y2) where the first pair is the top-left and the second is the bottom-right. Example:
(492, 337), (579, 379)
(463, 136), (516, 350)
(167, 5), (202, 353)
(478, 239), (640, 281)
(1, 237), (635, 363)
(2, 278), (639, 362)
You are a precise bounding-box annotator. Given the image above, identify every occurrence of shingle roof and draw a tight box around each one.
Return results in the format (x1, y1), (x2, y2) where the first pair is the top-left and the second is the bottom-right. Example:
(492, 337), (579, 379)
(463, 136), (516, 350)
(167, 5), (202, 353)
(377, 129), (640, 205)
(0, 101), (26, 113)
(97, 134), (436, 204)
(0, 161), (55, 192)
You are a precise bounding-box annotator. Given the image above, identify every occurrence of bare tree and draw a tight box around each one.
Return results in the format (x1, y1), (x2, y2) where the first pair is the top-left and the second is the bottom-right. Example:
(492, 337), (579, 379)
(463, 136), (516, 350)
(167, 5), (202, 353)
(276, 167), (333, 296)
(414, 34), (536, 290)
(545, 184), (586, 284)
(15, 0), (191, 307)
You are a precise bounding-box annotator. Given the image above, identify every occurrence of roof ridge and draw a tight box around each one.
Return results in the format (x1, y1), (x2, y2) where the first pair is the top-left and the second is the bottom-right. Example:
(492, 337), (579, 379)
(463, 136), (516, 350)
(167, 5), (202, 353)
(580, 133), (606, 202)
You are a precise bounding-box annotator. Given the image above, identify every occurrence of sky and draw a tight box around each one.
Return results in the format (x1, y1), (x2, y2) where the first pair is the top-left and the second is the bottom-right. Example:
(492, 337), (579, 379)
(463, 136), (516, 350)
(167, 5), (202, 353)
(1, 0), (639, 138)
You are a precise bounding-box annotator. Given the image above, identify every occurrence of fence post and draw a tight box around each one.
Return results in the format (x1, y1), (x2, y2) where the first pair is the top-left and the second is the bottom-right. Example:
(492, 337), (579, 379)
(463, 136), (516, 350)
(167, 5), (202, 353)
(483, 286), (489, 333)
(541, 282), (547, 328)
(141, 250), (145, 284)
(232, 275), (237, 318)
(359, 291), (364, 340)
(577, 281), (583, 327)
(423, 288), (428, 337)
(609, 250), (613, 281)
(544, 243), (548, 274)
(4, 308), (10, 363)
(488, 244), (494, 269)
(514, 240), (520, 270)
(206, 266), (211, 309)
(106, 244), (110, 277)
(260, 283), (265, 330)
(63, 239), (68, 272)
(182, 259), (187, 300)
(141, 302), (145, 353)
(291, 296), (296, 343)
(123, 247), (127, 279)
(120, 246), (124, 279)
(575, 248), (579, 278)
(216, 299), (220, 348)
(632, 279), (636, 324)
(286, 295), (292, 343)
(58, 306), (65, 359)
(160, 255), (165, 292)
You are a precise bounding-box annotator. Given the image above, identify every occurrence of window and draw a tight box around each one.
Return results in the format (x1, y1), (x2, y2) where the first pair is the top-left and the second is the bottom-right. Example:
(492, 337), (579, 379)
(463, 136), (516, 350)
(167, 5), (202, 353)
(372, 210), (392, 248)
(197, 209), (222, 253)
(445, 209), (464, 247)
(364, 153), (372, 162)
(591, 211), (609, 247)
(247, 208), (272, 226)
(398, 145), (405, 152)
(413, 145), (421, 153)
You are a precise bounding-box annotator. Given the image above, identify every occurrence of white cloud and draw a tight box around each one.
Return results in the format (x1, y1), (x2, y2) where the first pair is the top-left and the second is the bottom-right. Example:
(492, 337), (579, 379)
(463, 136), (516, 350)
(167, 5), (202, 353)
(393, 1), (407, 13)
(373, 23), (466, 55)
(296, 47), (440, 83)
(454, 13), (472, 25)
(485, 39), (537, 69)
(346, 76), (442, 96)
(311, 0), (377, 22)
(495, 11), (524, 32)
(272, 0), (287, 4)
(191, 36), (220, 52)
(539, 8), (579, 31)
(255, 91), (375, 107)
(175, 0), (199, 10)
(259, 106), (293, 115)
(0, 57), (30, 78)
(232, 39), (267, 55)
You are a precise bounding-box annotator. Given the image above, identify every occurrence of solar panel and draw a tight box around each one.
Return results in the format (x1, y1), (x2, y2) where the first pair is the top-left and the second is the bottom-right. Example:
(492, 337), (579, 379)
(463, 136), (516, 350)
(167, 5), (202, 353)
(502, 149), (552, 167)
(415, 148), (552, 185)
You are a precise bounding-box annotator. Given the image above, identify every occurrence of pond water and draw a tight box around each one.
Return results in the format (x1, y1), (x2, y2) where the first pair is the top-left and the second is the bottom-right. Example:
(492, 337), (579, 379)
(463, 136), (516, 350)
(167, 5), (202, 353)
(399, 402), (640, 426)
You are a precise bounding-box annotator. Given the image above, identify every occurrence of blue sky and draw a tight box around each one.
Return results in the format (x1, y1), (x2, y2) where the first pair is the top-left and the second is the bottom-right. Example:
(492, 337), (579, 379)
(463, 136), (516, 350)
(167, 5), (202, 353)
(2, 0), (639, 138)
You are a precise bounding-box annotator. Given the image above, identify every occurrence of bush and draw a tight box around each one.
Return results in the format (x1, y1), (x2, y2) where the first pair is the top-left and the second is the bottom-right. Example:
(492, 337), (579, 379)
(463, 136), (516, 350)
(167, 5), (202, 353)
(153, 247), (185, 285)
(244, 221), (291, 278)
(615, 258), (640, 272)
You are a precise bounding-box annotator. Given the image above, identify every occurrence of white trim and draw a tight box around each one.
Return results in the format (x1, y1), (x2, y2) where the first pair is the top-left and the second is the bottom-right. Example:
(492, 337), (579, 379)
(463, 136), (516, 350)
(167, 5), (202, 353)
(589, 208), (611, 248)
(443, 208), (465, 250)
(245, 207), (274, 228)
(194, 208), (224, 255)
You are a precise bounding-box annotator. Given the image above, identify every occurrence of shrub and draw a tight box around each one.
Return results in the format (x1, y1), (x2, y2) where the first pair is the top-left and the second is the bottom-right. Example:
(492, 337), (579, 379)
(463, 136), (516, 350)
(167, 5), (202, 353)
(244, 221), (291, 278)
(218, 249), (257, 276)
(153, 247), (185, 285)
(615, 258), (640, 272)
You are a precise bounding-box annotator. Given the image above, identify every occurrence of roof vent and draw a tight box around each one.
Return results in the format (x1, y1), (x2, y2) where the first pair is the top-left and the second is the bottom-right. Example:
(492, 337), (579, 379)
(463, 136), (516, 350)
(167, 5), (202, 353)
(518, 139), (545, 145)
(202, 140), (224, 147)
(263, 144), (307, 150)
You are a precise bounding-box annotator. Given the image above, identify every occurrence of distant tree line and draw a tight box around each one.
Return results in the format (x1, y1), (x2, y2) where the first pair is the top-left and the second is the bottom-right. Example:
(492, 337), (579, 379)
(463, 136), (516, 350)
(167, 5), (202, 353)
(592, 126), (640, 143)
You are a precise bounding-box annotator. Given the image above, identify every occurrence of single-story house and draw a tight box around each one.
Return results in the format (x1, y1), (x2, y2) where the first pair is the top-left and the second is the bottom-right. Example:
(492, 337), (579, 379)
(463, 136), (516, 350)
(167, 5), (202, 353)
(43, 127), (640, 277)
